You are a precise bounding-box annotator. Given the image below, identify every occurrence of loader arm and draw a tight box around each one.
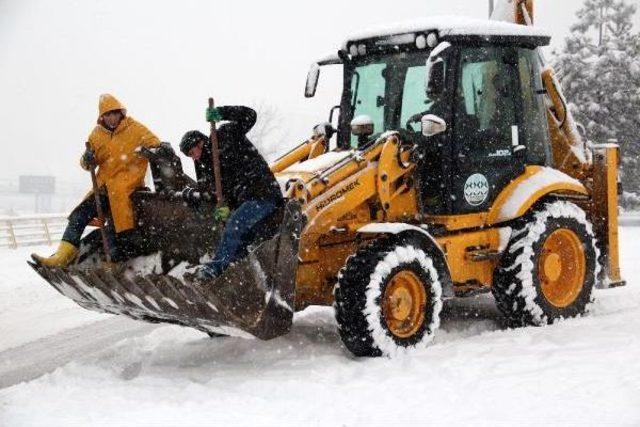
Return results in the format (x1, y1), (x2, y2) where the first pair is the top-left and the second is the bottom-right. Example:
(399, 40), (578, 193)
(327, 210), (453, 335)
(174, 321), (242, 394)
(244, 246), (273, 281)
(270, 135), (328, 174)
(275, 134), (418, 307)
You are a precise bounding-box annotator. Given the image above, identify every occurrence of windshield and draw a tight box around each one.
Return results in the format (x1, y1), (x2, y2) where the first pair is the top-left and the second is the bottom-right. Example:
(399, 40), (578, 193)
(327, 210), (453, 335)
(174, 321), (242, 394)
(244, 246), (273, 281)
(344, 51), (436, 148)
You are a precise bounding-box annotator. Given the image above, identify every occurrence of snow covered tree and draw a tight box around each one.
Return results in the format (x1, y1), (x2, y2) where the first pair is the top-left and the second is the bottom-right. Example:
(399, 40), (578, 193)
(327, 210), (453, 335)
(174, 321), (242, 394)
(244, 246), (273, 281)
(249, 101), (287, 161)
(553, 0), (640, 206)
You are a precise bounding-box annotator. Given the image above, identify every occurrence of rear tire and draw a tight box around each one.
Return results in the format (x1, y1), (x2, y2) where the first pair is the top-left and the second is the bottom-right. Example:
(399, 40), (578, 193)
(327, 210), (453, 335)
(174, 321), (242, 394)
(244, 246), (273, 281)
(334, 236), (443, 357)
(493, 200), (600, 326)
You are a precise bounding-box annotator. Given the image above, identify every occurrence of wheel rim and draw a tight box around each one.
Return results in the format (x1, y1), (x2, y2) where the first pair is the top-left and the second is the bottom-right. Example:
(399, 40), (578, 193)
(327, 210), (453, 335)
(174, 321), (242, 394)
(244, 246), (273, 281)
(538, 228), (586, 308)
(382, 270), (427, 338)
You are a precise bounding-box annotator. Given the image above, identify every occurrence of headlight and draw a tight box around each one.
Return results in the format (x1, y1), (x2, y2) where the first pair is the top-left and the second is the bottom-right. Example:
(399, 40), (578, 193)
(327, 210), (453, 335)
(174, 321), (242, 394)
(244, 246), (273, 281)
(426, 32), (439, 48)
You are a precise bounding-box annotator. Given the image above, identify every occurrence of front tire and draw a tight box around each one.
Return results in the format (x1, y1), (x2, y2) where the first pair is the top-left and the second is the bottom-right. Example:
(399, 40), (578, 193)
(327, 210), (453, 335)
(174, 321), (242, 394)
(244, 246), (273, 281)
(493, 200), (601, 326)
(334, 236), (443, 357)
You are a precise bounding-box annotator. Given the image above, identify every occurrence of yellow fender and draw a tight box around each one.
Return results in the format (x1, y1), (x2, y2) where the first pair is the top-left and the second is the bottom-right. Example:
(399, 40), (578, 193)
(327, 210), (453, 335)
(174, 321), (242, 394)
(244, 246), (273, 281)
(487, 166), (588, 225)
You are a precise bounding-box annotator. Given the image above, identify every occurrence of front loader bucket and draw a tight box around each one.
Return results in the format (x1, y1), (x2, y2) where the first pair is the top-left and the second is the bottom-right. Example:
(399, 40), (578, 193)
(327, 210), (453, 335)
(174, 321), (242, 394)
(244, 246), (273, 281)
(28, 201), (304, 340)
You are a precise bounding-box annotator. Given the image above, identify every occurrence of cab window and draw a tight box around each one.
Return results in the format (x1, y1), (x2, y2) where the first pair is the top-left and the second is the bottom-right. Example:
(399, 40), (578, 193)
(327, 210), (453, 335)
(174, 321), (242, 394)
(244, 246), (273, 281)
(454, 47), (517, 158)
(350, 63), (386, 148)
(400, 65), (431, 133)
(517, 48), (549, 165)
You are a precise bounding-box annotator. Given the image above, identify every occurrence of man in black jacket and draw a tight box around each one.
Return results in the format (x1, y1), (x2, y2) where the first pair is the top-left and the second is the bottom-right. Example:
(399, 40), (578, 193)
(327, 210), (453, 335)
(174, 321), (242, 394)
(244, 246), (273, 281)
(179, 105), (283, 280)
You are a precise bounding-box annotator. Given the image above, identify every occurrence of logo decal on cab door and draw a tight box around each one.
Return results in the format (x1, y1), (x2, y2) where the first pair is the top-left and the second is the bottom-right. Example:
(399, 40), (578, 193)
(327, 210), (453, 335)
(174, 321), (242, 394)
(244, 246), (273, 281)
(464, 174), (489, 206)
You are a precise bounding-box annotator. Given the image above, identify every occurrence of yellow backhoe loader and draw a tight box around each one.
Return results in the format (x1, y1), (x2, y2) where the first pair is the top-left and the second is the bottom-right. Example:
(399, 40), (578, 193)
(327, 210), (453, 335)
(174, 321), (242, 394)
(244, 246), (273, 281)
(275, 0), (624, 356)
(30, 0), (624, 357)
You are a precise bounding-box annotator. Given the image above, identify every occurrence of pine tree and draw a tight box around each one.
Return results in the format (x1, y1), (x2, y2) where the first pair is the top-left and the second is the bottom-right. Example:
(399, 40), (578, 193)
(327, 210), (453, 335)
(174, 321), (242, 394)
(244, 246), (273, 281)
(553, 0), (640, 207)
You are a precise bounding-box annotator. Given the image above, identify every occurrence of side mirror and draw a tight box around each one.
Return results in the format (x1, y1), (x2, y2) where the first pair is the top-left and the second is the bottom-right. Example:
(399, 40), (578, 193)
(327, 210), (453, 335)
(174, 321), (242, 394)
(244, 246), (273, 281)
(426, 58), (445, 97)
(351, 115), (374, 138)
(421, 114), (447, 137)
(313, 122), (336, 139)
(305, 63), (320, 98)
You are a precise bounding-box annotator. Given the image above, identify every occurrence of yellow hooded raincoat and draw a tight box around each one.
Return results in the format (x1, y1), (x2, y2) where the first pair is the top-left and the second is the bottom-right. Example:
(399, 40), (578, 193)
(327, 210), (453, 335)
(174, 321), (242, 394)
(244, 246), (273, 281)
(80, 94), (160, 233)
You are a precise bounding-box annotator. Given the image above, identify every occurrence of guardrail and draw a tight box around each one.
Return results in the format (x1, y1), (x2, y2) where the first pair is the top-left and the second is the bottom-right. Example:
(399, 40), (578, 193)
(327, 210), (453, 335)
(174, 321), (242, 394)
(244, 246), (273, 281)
(1, 211), (639, 249)
(0, 214), (67, 249)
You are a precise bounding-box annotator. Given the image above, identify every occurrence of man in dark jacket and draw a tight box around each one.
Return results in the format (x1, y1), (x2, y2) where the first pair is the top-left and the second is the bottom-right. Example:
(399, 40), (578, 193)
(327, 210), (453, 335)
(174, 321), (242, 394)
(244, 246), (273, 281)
(179, 105), (283, 280)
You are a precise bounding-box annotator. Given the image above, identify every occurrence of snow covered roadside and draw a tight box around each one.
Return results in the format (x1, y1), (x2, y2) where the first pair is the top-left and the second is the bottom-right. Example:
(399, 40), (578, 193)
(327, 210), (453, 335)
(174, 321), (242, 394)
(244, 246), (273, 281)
(0, 245), (107, 351)
(1, 230), (639, 425)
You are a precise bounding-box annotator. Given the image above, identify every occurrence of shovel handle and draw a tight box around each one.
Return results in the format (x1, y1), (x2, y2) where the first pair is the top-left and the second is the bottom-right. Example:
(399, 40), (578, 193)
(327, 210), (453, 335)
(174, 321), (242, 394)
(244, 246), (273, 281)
(209, 98), (224, 206)
(85, 141), (112, 263)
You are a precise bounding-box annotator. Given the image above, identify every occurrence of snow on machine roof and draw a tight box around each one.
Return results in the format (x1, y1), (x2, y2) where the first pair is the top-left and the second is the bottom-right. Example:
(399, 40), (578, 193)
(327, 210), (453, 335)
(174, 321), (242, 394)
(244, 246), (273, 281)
(344, 16), (550, 48)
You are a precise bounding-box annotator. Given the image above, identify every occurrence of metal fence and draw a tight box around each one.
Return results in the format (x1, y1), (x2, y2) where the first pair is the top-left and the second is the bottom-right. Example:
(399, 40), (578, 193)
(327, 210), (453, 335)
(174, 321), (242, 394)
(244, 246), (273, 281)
(1, 212), (639, 250)
(0, 214), (67, 249)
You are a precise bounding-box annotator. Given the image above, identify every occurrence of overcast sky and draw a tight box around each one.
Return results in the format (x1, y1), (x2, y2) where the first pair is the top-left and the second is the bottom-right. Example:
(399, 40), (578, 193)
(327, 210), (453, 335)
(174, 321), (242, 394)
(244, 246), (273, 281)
(1, 0), (639, 186)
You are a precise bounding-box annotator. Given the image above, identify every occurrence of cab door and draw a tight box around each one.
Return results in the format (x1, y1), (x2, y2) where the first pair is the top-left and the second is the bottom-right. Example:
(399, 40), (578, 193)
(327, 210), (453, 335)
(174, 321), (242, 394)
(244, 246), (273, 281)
(450, 46), (526, 214)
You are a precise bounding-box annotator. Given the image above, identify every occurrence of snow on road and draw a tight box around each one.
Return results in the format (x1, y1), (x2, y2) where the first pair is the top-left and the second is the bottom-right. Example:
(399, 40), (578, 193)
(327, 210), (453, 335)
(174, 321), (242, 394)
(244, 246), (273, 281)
(1, 230), (640, 426)
(0, 245), (107, 351)
(0, 317), (157, 390)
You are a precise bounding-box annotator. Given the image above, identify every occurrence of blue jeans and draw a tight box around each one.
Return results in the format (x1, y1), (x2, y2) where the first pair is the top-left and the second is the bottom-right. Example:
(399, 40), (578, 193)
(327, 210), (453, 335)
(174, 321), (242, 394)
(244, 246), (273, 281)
(62, 193), (117, 256)
(204, 200), (277, 277)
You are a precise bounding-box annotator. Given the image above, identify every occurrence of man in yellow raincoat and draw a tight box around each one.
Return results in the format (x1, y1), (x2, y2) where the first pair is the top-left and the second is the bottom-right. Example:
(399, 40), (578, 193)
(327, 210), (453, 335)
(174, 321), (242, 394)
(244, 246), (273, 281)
(32, 94), (161, 267)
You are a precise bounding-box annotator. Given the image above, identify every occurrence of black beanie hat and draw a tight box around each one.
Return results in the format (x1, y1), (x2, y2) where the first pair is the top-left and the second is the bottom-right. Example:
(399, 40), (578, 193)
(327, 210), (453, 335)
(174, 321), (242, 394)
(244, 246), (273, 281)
(180, 130), (208, 155)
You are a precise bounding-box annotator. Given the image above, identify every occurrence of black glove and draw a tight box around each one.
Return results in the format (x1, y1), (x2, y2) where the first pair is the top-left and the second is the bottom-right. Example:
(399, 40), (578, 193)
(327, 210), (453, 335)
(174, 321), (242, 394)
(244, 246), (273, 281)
(157, 142), (175, 157)
(82, 148), (96, 167)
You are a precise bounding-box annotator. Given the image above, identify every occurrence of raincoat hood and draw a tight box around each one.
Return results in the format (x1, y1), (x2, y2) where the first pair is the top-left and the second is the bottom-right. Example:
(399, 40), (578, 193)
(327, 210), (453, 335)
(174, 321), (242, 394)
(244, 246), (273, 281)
(98, 94), (127, 119)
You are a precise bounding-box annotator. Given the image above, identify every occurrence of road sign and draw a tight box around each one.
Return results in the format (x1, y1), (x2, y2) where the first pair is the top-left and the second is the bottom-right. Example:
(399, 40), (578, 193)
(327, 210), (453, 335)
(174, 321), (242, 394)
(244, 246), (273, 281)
(19, 176), (55, 194)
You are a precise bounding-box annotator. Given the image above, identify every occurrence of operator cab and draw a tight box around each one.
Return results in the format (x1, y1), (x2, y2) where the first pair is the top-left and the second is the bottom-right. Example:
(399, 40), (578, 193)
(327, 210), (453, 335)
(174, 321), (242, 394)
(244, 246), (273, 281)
(307, 16), (552, 215)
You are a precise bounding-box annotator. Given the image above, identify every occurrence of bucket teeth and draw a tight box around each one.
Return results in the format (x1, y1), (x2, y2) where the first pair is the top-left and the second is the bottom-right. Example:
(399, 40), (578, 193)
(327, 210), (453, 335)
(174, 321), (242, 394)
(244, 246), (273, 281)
(90, 270), (137, 313)
(143, 275), (185, 313)
(127, 274), (176, 314)
(26, 200), (304, 340)
(74, 269), (118, 308)
(54, 268), (97, 305)
(100, 268), (154, 312)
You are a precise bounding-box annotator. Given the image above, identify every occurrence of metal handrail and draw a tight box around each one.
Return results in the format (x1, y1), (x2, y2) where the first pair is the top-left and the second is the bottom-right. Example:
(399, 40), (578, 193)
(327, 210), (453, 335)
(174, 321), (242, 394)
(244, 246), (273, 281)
(0, 214), (67, 249)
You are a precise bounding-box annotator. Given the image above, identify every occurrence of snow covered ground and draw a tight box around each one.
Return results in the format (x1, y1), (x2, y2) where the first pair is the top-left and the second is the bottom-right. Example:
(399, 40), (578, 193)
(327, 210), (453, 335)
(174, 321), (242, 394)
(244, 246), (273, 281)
(1, 230), (639, 426)
(0, 245), (106, 350)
